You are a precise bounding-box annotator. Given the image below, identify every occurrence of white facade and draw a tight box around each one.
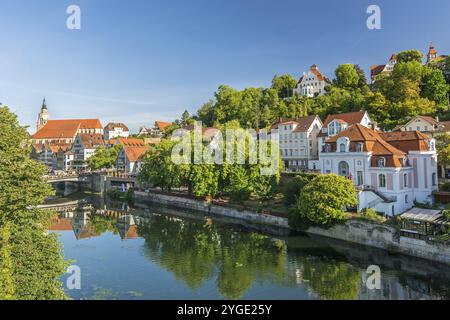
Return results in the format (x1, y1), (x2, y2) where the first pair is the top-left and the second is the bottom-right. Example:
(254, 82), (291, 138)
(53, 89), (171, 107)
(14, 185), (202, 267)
(104, 123), (130, 140)
(275, 116), (322, 171)
(293, 65), (330, 98)
(319, 127), (438, 216)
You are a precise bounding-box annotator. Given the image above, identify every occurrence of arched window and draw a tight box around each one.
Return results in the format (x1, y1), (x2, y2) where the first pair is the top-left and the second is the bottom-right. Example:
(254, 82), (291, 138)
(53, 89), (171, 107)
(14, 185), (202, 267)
(379, 174), (386, 188)
(378, 157), (386, 167)
(338, 161), (349, 177)
(405, 194), (409, 204)
(404, 173), (408, 188)
(339, 143), (346, 152)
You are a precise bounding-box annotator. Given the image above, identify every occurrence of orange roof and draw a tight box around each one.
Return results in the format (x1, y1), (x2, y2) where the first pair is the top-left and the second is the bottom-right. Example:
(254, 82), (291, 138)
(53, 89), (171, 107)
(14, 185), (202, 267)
(116, 137), (146, 147)
(325, 124), (407, 167)
(79, 133), (104, 149)
(48, 218), (73, 231)
(322, 111), (367, 128)
(155, 121), (172, 132)
(298, 65), (330, 84)
(123, 145), (150, 162)
(379, 131), (431, 153)
(370, 64), (386, 77)
(32, 119), (102, 139)
(124, 226), (139, 239)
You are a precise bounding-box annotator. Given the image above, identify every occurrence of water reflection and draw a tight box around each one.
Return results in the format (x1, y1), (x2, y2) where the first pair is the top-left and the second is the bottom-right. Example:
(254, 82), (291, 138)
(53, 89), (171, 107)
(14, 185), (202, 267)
(49, 198), (450, 300)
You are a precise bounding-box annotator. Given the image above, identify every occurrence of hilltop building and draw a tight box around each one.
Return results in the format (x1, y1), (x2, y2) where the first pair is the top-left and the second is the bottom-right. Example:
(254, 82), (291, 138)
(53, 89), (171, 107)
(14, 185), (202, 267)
(104, 122), (130, 141)
(293, 65), (331, 97)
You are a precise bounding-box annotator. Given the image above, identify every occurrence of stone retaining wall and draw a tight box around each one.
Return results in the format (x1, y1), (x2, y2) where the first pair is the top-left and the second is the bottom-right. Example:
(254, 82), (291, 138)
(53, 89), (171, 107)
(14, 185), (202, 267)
(134, 191), (450, 265)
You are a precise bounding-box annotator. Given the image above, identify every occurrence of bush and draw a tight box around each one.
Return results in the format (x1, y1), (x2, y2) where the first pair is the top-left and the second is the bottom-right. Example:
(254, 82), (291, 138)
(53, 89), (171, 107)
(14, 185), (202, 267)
(293, 174), (358, 227)
(363, 208), (387, 223)
(441, 182), (450, 192)
(283, 173), (318, 206)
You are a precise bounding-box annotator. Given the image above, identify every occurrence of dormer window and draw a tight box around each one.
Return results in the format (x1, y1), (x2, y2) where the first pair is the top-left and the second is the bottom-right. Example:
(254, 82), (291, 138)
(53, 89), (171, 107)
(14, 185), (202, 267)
(378, 157), (386, 167)
(339, 143), (346, 152)
(355, 143), (363, 152)
(337, 137), (350, 153)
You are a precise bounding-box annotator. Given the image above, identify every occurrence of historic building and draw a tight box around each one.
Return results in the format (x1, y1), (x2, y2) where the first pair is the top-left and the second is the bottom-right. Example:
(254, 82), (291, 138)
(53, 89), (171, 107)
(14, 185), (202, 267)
(36, 98), (49, 131)
(271, 115), (322, 171)
(70, 133), (105, 171)
(116, 144), (150, 175)
(138, 121), (172, 137)
(370, 53), (397, 83)
(426, 42), (448, 64)
(394, 115), (450, 179)
(293, 65), (331, 97)
(104, 122), (130, 141)
(320, 124), (438, 216)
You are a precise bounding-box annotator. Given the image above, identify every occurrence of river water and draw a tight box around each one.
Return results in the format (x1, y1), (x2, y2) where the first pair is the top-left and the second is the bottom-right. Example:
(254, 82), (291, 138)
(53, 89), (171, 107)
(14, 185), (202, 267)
(49, 194), (450, 300)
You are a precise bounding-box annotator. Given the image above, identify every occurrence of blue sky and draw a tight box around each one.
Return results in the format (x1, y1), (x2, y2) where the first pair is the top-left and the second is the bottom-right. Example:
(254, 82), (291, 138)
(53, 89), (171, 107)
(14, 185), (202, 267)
(1, 0), (449, 133)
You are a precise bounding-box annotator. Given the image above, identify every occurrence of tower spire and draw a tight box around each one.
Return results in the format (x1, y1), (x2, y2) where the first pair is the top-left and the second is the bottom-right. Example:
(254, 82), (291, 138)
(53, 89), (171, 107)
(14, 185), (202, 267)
(42, 97), (47, 109)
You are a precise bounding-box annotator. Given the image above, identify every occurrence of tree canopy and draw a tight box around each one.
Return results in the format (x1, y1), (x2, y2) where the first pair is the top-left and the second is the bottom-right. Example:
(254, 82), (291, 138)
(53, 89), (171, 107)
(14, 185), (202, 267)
(0, 106), (68, 300)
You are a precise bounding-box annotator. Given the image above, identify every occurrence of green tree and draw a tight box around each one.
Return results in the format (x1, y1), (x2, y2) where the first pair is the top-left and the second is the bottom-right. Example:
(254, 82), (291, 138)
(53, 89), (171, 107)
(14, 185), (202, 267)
(0, 106), (68, 300)
(397, 49), (424, 64)
(87, 144), (122, 170)
(294, 174), (357, 226)
(334, 64), (360, 90)
(436, 134), (450, 168)
(421, 67), (449, 109)
(271, 74), (297, 99)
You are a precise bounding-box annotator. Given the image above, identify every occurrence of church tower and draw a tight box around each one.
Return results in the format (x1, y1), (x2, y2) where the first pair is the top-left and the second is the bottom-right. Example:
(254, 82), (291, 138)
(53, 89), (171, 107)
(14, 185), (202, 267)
(427, 42), (438, 63)
(36, 98), (49, 132)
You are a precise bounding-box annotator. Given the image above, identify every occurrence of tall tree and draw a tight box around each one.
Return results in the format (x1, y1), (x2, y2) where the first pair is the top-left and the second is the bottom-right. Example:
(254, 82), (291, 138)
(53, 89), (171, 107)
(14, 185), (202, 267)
(0, 106), (68, 300)
(271, 74), (297, 99)
(334, 64), (360, 90)
(397, 49), (424, 64)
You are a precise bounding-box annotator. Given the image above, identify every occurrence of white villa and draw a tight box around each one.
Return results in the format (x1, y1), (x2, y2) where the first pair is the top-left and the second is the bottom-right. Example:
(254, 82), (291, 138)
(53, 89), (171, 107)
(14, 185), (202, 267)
(293, 65), (330, 97)
(271, 115), (322, 171)
(104, 122), (130, 141)
(320, 124), (438, 216)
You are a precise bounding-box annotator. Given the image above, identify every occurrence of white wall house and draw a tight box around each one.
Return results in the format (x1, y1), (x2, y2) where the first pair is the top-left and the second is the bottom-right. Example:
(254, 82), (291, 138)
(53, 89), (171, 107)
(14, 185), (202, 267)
(271, 116), (322, 171)
(320, 124), (438, 216)
(370, 53), (397, 82)
(116, 145), (149, 175)
(71, 133), (105, 172)
(293, 65), (330, 97)
(104, 122), (130, 141)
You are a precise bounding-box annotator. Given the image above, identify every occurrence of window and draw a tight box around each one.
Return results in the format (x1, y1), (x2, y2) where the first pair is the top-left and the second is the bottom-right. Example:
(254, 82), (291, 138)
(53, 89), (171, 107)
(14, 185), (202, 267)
(424, 126), (428, 131)
(379, 174), (386, 188)
(405, 195), (409, 204)
(432, 173), (437, 186)
(404, 174), (408, 187)
(356, 143), (363, 152)
(339, 143), (346, 152)
(378, 157), (386, 167)
(338, 161), (349, 177)
(357, 171), (363, 186)
(416, 126), (420, 131)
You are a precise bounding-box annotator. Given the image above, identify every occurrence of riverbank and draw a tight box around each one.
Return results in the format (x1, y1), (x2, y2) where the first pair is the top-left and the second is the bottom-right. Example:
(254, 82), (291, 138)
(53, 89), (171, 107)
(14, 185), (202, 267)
(134, 190), (450, 265)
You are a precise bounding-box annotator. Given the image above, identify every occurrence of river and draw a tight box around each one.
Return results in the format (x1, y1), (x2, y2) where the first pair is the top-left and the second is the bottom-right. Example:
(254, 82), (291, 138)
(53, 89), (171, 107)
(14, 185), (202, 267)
(48, 194), (450, 300)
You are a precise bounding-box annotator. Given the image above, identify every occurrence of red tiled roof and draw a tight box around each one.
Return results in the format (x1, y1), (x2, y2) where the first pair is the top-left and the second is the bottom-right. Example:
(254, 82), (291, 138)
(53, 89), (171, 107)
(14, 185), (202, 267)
(322, 111), (367, 128)
(438, 121), (450, 132)
(155, 121), (172, 132)
(48, 218), (73, 231)
(124, 145), (150, 162)
(79, 133), (104, 149)
(297, 65), (330, 84)
(379, 131), (431, 153)
(32, 119), (102, 139)
(370, 64), (386, 78)
(116, 137), (146, 147)
(325, 124), (407, 168)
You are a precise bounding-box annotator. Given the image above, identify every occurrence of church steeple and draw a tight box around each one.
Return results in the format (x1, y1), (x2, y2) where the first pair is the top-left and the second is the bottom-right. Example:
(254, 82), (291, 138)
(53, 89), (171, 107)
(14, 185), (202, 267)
(36, 97), (49, 132)
(427, 42), (438, 63)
